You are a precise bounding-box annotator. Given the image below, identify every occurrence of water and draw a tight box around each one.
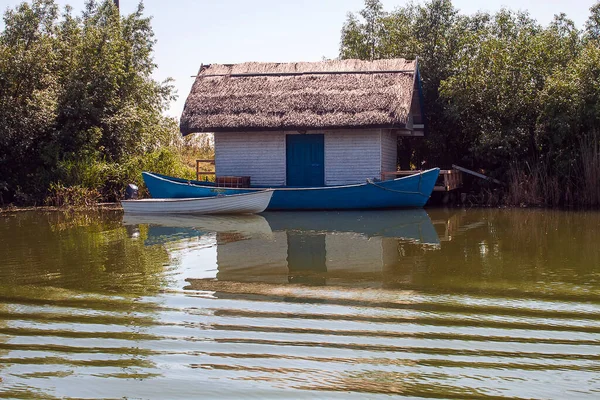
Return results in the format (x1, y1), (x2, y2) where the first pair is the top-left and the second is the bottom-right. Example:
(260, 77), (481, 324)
(0, 209), (599, 399)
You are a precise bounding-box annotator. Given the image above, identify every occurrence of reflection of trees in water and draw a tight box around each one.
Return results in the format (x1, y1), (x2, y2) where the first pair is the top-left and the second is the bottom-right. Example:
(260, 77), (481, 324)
(400, 209), (600, 297)
(0, 210), (171, 296)
(0, 211), (170, 392)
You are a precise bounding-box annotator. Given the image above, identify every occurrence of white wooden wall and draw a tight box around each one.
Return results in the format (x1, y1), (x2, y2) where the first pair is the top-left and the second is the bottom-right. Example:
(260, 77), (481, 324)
(214, 132), (286, 186)
(380, 129), (398, 174)
(323, 129), (381, 185)
(215, 129), (397, 186)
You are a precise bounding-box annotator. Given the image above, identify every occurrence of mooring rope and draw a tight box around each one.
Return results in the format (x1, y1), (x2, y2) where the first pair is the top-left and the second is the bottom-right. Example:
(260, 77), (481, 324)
(366, 172), (428, 197)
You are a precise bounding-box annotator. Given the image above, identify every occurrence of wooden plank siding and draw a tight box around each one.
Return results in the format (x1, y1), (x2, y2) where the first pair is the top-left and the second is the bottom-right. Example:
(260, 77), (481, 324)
(324, 129), (382, 186)
(215, 129), (398, 186)
(214, 132), (286, 186)
(380, 129), (398, 175)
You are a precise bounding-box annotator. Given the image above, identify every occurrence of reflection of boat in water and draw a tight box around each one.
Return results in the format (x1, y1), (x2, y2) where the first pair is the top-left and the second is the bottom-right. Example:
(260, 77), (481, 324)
(123, 214), (273, 237)
(263, 210), (439, 245)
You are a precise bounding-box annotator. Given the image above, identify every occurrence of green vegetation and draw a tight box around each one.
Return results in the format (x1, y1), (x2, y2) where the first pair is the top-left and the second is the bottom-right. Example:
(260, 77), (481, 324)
(2, 0), (598, 207)
(0, 0), (210, 206)
(341, 0), (600, 206)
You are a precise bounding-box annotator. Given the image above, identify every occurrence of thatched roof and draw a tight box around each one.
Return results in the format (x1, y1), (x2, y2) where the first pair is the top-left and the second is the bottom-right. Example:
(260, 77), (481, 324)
(180, 58), (419, 135)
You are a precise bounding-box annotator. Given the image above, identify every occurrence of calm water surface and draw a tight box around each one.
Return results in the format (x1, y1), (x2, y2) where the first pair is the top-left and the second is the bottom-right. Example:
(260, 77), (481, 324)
(0, 209), (599, 399)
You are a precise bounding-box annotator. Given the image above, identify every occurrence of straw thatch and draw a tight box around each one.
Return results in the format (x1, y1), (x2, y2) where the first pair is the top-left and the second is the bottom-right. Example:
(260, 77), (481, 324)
(180, 59), (418, 135)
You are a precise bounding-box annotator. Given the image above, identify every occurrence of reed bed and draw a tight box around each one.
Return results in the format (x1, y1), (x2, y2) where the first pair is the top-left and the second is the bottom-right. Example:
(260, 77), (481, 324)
(507, 131), (600, 207)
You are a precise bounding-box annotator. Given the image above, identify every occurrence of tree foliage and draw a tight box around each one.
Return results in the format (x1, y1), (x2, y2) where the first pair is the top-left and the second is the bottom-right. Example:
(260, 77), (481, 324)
(0, 0), (181, 204)
(340, 0), (600, 205)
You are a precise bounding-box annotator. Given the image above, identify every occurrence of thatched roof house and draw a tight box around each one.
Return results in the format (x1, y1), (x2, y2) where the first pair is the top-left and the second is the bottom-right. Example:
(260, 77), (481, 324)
(181, 58), (423, 134)
(181, 58), (425, 187)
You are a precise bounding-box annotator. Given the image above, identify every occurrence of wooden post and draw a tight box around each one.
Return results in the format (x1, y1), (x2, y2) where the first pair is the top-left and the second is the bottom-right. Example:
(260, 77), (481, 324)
(452, 164), (503, 185)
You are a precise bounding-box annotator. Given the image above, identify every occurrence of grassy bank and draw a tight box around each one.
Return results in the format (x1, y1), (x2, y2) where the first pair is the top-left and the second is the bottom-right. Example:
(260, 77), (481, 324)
(1, 140), (214, 208)
(0, 134), (214, 208)
(0, 203), (123, 214)
(41, 140), (213, 207)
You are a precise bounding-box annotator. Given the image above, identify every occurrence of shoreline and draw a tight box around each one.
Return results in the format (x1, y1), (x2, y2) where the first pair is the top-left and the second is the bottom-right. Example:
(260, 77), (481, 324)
(0, 203), (123, 214)
(1, 203), (596, 214)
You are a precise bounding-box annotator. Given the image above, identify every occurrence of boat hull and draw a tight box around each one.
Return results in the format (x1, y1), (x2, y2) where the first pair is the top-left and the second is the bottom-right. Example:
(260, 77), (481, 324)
(121, 190), (273, 215)
(143, 169), (440, 210)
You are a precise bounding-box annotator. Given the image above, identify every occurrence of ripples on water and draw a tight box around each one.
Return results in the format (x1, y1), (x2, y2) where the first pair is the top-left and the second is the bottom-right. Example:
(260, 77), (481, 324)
(0, 209), (599, 399)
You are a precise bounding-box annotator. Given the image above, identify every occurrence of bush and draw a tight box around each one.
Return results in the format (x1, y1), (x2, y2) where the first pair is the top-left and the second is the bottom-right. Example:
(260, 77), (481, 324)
(44, 145), (207, 205)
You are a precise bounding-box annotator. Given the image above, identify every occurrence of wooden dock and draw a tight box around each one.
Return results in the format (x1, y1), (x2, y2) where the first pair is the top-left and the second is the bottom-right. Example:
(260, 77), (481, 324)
(381, 169), (463, 192)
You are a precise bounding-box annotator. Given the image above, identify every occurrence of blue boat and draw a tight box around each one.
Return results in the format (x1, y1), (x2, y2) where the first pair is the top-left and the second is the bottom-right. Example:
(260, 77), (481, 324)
(142, 168), (440, 210)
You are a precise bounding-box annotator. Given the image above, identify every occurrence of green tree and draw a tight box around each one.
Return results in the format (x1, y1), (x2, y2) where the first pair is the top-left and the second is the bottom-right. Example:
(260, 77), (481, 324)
(340, 0), (600, 205)
(341, 1), (480, 167)
(0, 0), (60, 201)
(0, 0), (181, 204)
(585, 1), (600, 42)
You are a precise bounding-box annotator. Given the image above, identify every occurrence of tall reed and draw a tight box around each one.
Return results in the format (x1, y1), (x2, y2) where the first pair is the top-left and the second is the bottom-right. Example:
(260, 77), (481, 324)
(507, 131), (600, 207)
(507, 161), (561, 207)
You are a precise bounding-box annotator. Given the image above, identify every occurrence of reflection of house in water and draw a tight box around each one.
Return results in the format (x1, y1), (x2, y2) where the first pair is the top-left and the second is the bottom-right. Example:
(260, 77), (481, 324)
(124, 211), (466, 288)
(215, 211), (441, 287)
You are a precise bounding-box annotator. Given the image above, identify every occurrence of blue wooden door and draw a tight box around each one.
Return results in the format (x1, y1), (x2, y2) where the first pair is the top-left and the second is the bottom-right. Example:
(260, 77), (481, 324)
(286, 134), (325, 187)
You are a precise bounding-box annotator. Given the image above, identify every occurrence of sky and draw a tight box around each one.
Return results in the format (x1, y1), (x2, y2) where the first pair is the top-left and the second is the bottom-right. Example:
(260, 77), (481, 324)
(1, 0), (597, 117)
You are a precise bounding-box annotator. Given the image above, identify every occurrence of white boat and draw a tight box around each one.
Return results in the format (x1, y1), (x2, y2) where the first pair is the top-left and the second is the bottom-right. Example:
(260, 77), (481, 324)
(121, 190), (273, 215)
